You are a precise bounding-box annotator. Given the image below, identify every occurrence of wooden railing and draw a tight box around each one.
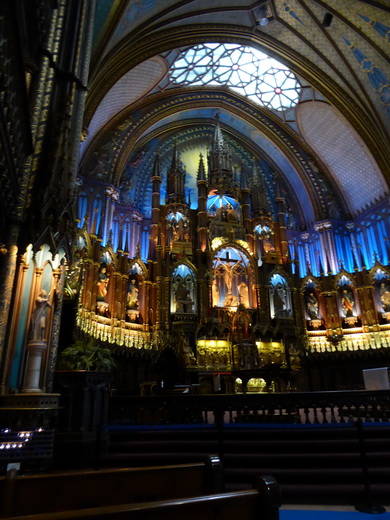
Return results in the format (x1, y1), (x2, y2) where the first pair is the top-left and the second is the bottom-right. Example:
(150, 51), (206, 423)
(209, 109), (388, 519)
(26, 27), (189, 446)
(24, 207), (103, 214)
(107, 390), (390, 426)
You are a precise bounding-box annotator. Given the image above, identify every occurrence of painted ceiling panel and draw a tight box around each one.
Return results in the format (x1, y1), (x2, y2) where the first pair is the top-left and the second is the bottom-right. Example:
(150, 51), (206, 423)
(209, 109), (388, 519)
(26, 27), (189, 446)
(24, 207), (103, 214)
(297, 101), (387, 215)
(81, 57), (168, 156)
(93, 0), (118, 52)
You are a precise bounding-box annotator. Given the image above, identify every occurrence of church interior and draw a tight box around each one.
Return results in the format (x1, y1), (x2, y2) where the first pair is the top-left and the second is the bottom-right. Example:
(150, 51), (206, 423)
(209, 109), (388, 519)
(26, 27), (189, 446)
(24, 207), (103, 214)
(1, 0), (390, 504)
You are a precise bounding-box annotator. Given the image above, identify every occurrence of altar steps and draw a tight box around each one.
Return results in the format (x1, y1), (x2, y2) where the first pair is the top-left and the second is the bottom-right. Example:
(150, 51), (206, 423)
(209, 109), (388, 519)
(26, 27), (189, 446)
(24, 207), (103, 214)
(100, 422), (390, 505)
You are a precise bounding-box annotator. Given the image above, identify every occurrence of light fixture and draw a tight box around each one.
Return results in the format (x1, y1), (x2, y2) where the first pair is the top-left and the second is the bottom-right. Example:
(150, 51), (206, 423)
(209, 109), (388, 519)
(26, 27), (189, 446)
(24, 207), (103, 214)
(254, 2), (269, 27)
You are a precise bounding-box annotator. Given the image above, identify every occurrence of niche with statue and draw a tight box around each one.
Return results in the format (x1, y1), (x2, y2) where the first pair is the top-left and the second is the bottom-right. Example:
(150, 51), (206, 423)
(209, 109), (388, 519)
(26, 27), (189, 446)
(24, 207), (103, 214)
(171, 264), (196, 314)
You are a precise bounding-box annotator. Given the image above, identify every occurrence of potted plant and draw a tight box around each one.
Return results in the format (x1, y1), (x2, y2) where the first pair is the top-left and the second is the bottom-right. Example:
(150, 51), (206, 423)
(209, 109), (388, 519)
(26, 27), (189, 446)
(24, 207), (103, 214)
(57, 337), (116, 372)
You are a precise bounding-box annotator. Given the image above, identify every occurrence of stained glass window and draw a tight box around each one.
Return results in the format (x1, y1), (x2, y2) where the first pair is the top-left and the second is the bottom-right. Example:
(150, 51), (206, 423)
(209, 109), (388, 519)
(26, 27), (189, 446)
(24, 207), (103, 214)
(170, 43), (301, 111)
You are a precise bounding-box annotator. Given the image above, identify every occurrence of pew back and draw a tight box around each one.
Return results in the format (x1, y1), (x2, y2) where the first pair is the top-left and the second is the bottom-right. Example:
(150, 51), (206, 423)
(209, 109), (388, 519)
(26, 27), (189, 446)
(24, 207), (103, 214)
(1, 477), (280, 520)
(0, 457), (223, 517)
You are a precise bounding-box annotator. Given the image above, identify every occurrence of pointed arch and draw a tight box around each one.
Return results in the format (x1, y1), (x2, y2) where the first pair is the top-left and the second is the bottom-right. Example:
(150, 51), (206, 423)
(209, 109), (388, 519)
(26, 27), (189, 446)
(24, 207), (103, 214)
(212, 243), (255, 309)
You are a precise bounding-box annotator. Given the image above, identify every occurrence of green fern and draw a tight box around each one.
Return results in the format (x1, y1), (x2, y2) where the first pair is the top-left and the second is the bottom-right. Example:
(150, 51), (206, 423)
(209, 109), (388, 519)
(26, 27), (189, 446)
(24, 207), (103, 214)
(58, 337), (116, 372)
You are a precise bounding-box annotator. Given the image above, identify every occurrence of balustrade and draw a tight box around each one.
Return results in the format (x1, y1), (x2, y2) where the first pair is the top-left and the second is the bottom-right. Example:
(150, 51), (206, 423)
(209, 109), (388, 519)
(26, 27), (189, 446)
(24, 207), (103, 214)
(108, 389), (390, 426)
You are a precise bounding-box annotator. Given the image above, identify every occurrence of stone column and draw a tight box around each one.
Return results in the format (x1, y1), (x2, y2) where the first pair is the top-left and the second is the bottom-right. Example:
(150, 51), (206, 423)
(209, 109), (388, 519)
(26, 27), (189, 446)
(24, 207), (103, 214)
(46, 263), (65, 392)
(21, 340), (48, 392)
(0, 224), (19, 368)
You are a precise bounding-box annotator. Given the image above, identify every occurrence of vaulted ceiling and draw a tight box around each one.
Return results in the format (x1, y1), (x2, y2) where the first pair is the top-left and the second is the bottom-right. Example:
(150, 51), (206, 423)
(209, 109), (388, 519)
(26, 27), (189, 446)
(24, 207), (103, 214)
(80, 0), (390, 227)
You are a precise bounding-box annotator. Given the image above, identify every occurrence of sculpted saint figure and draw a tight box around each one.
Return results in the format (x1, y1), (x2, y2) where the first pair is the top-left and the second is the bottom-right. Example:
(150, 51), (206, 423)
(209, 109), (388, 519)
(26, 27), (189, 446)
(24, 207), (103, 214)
(238, 282), (249, 308)
(30, 290), (52, 341)
(97, 265), (109, 300)
(379, 281), (390, 312)
(306, 291), (319, 319)
(341, 286), (354, 317)
(212, 279), (220, 306)
(127, 279), (139, 309)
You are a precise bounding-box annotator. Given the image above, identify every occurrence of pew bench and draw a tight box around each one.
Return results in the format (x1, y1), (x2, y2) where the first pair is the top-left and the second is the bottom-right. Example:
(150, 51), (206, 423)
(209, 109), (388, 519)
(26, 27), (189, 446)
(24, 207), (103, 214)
(0, 456), (223, 518)
(1, 475), (280, 520)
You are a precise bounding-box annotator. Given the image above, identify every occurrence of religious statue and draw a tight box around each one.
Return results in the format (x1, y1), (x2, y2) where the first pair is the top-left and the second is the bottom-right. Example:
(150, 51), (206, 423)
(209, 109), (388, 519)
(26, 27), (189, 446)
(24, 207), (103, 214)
(182, 337), (197, 366)
(174, 279), (193, 313)
(379, 281), (390, 312)
(340, 286), (354, 317)
(273, 286), (286, 315)
(305, 291), (319, 319)
(212, 279), (220, 306)
(30, 290), (52, 341)
(214, 206), (228, 222)
(172, 217), (189, 242)
(221, 259), (240, 307)
(97, 265), (109, 300)
(127, 279), (139, 309)
(238, 282), (250, 308)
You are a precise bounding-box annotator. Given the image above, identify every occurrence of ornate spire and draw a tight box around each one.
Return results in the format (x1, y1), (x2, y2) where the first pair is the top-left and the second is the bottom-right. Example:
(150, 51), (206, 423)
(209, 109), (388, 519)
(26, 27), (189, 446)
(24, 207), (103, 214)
(251, 162), (272, 216)
(197, 153), (206, 183)
(152, 150), (161, 179)
(207, 114), (236, 195)
(211, 113), (226, 155)
(166, 141), (186, 204)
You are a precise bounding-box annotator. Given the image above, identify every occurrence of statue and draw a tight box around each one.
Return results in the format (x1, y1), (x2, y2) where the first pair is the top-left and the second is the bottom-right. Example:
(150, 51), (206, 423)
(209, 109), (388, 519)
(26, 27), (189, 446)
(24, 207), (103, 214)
(379, 281), (390, 312)
(174, 279), (193, 313)
(97, 265), (109, 300)
(306, 291), (319, 319)
(214, 206), (228, 222)
(30, 290), (52, 341)
(212, 279), (220, 306)
(222, 259), (240, 307)
(226, 204), (239, 222)
(273, 286), (286, 316)
(238, 282), (249, 308)
(182, 337), (197, 366)
(340, 286), (354, 317)
(127, 279), (139, 309)
(224, 293), (238, 307)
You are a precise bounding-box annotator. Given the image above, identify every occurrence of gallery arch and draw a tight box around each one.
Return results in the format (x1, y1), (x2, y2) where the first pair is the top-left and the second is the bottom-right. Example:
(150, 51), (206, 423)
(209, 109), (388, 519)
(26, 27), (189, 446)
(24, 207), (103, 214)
(2, 1), (390, 399)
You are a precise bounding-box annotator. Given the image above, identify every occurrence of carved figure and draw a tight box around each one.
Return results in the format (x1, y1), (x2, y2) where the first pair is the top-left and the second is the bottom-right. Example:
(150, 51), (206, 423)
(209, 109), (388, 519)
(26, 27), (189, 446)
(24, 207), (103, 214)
(273, 286), (286, 315)
(127, 279), (139, 309)
(341, 286), (354, 317)
(97, 265), (109, 300)
(306, 291), (319, 319)
(212, 279), (219, 306)
(224, 293), (238, 307)
(174, 279), (193, 313)
(214, 206), (227, 222)
(379, 281), (390, 312)
(30, 290), (52, 341)
(182, 337), (197, 366)
(238, 282), (249, 308)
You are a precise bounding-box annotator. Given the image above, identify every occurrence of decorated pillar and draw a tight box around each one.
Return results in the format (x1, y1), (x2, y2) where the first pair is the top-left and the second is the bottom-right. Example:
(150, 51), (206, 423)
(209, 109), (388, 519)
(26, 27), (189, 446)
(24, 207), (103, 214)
(148, 153), (162, 261)
(0, 224), (19, 370)
(196, 154), (208, 253)
(45, 263), (65, 392)
(276, 190), (288, 262)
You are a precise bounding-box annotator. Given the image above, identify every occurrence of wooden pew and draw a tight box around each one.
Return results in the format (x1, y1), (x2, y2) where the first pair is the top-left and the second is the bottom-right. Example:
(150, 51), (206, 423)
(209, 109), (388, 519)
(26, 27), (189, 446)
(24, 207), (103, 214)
(0, 475), (280, 520)
(0, 456), (223, 518)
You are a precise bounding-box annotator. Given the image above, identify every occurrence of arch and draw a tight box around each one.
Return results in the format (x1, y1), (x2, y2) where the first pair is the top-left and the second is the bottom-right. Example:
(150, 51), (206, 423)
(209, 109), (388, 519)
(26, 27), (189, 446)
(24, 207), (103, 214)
(85, 26), (390, 181)
(269, 272), (293, 319)
(336, 274), (358, 320)
(212, 245), (254, 309)
(372, 268), (390, 315)
(302, 278), (321, 321)
(171, 263), (196, 314)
